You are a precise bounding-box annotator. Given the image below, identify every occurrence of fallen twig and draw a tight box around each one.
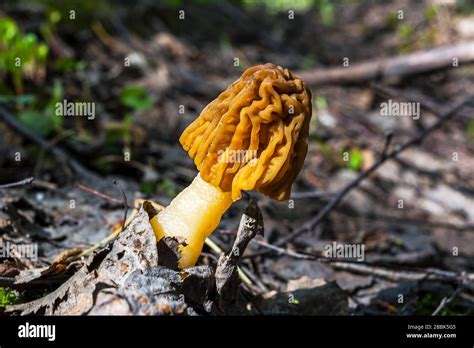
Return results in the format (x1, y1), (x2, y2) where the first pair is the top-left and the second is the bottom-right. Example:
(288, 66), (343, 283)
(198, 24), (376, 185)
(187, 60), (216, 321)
(0, 177), (34, 189)
(290, 190), (337, 199)
(372, 84), (474, 120)
(248, 239), (474, 284)
(381, 132), (394, 158)
(297, 42), (474, 85)
(275, 94), (474, 247)
(113, 180), (129, 232)
(327, 262), (473, 283)
(76, 183), (136, 209)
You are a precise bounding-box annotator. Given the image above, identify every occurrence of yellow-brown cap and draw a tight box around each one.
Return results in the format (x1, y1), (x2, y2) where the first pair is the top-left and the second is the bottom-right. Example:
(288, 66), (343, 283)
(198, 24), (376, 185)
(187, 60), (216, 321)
(179, 63), (312, 201)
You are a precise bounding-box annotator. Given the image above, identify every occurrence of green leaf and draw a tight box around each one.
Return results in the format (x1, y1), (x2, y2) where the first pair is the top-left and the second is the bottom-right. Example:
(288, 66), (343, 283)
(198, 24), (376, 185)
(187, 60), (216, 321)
(44, 80), (64, 131)
(48, 10), (62, 25)
(19, 110), (54, 137)
(51, 80), (63, 102)
(37, 44), (49, 62)
(0, 17), (48, 79)
(398, 23), (414, 40)
(424, 5), (438, 21)
(21, 33), (38, 46)
(348, 149), (363, 172)
(315, 95), (328, 110)
(120, 86), (154, 111)
(123, 114), (133, 127)
(140, 182), (158, 195)
(393, 238), (404, 246)
(0, 18), (19, 45)
(319, 0), (334, 26)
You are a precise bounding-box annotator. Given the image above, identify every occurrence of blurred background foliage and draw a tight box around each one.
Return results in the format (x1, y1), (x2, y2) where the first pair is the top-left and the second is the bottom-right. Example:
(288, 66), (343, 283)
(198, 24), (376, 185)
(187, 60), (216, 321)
(1, 0), (473, 189)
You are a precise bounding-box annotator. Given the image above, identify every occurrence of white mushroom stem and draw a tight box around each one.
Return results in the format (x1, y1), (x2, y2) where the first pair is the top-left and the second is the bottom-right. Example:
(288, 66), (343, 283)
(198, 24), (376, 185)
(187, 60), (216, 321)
(150, 174), (233, 268)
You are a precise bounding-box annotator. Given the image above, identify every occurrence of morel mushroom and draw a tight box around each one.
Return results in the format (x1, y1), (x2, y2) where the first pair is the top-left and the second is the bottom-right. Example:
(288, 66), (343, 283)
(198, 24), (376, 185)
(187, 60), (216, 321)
(151, 63), (312, 268)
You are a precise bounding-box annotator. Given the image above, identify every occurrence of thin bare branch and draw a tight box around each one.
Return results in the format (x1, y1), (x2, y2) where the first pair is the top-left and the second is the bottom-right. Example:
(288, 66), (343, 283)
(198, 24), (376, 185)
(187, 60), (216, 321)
(275, 94), (474, 247)
(0, 177), (34, 189)
(76, 183), (135, 209)
(113, 180), (129, 232)
(297, 42), (474, 85)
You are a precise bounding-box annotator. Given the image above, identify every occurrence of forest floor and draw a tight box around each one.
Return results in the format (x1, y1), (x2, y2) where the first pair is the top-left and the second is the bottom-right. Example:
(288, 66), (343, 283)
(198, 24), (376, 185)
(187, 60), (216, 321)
(0, 0), (473, 315)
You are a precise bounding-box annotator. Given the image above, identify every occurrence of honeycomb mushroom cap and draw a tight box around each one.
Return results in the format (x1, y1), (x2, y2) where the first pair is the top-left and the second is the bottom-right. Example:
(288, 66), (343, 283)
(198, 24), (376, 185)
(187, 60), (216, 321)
(180, 63), (312, 201)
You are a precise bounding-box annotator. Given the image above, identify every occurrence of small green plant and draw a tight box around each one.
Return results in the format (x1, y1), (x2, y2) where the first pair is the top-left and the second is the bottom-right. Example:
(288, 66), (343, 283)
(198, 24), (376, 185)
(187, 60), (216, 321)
(397, 22), (414, 39)
(317, 0), (334, 27)
(54, 57), (86, 72)
(396, 23), (415, 53)
(158, 178), (178, 197)
(0, 287), (17, 308)
(140, 182), (158, 195)
(120, 86), (154, 112)
(423, 5), (438, 21)
(392, 238), (404, 247)
(40, 9), (61, 44)
(0, 17), (49, 94)
(315, 95), (328, 110)
(18, 80), (64, 137)
(346, 148), (363, 172)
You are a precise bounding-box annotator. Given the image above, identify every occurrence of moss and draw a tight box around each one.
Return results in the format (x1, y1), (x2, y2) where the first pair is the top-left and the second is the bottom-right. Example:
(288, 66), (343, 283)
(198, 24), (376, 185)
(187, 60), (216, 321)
(0, 287), (18, 308)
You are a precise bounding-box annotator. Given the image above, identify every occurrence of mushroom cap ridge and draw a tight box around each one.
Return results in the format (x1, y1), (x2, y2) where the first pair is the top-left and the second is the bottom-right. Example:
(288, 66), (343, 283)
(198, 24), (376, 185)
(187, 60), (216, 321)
(180, 63), (313, 201)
